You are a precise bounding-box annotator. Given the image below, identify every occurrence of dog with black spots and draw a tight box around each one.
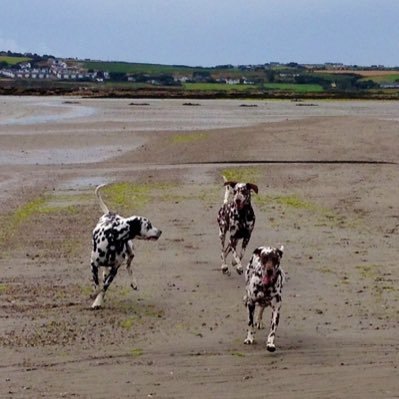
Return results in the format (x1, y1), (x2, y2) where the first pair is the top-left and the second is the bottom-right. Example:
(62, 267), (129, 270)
(217, 176), (258, 275)
(90, 184), (162, 308)
(244, 245), (285, 352)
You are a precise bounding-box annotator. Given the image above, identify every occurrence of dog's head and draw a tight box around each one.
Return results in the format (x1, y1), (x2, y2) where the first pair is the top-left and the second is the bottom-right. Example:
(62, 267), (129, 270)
(127, 217), (162, 241)
(259, 245), (284, 286)
(224, 181), (258, 210)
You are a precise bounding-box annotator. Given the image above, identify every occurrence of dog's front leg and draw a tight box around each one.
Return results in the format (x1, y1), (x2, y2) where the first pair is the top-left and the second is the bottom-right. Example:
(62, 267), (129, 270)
(126, 241), (137, 290)
(266, 298), (281, 352)
(219, 229), (230, 275)
(244, 302), (256, 344)
(92, 266), (119, 309)
(230, 238), (243, 274)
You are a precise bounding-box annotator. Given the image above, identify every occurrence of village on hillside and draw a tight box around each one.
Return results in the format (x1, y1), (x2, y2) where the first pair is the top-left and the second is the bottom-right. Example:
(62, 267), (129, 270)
(1, 51), (399, 93)
(0, 53), (109, 82)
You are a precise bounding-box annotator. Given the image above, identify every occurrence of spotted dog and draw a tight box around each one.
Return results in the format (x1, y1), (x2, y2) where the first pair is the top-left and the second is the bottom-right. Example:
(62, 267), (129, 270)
(244, 245), (285, 352)
(217, 176), (258, 275)
(90, 184), (162, 309)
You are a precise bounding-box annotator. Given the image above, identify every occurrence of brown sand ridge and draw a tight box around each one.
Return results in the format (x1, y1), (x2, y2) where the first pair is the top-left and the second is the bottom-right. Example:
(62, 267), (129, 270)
(0, 97), (398, 398)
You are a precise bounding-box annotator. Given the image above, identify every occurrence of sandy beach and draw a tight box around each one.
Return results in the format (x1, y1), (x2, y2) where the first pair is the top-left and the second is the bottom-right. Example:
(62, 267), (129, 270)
(0, 96), (398, 398)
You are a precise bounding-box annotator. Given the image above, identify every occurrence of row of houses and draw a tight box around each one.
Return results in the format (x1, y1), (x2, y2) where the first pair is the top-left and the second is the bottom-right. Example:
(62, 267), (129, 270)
(0, 58), (110, 82)
(0, 67), (109, 82)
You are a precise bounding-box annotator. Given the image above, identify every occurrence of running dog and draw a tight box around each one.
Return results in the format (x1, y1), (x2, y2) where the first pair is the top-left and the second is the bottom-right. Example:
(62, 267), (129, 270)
(217, 176), (258, 275)
(90, 184), (162, 308)
(244, 245), (285, 352)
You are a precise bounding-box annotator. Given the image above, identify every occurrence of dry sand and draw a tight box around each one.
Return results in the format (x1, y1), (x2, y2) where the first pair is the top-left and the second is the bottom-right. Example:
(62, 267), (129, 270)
(0, 96), (398, 398)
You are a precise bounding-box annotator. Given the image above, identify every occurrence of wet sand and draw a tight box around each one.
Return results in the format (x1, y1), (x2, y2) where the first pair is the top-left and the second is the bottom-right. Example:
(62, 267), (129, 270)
(0, 97), (398, 398)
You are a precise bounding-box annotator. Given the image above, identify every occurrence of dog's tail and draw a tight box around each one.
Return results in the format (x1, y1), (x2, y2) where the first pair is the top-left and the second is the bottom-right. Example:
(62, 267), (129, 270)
(95, 184), (110, 214)
(222, 175), (231, 204)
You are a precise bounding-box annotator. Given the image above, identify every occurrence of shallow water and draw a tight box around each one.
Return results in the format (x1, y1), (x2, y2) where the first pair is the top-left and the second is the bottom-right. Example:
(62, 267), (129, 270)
(1, 97), (399, 131)
(0, 97), (96, 126)
(1, 97), (398, 167)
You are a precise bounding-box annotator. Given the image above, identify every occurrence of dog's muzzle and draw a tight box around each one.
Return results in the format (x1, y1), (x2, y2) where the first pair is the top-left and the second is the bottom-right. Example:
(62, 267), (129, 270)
(149, 229), (162, 240)
(235, 198), (244, 209)
(262, 269), (274, 286)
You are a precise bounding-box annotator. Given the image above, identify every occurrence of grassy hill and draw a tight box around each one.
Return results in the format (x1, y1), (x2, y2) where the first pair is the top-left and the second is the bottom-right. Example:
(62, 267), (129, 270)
(82, 60), (204, 75)
(1, 52), (399, 98)
(0, 55), (32, 65)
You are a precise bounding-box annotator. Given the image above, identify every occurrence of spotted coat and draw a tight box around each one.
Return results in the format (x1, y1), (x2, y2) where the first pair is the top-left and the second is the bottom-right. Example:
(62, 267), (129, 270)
(90, 185), (162, 308)
(244, 245), (285, 352)
(217, 179), (258, 275)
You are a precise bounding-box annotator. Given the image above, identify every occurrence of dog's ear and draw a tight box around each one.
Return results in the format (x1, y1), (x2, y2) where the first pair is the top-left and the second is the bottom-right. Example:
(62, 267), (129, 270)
(276, 245), (284, 258)
(127, 218), (142, 239)
(246, 183), (259, 194)
(224, 181), (237, 188)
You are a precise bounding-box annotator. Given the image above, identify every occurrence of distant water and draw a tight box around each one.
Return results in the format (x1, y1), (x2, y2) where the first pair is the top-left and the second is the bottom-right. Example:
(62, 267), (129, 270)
(0, 100), (96, 126)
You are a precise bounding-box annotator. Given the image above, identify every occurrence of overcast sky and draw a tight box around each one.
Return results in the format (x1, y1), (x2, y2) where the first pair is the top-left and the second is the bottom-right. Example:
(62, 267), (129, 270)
(1, 0), (398, 67)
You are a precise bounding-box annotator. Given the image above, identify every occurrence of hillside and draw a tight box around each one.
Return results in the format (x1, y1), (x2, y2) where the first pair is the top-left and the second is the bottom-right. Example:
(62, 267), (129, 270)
(1, 51), (399, 98)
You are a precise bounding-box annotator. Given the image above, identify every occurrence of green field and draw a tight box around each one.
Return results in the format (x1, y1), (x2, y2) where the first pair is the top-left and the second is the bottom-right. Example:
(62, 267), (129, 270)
(183, 83), (256, 92)
(183, 82), (324, 93)
(83, 61), (204, 75)
(0, 56), (31, 65)
(360, 74), (399, 84)
(263, 83), (324, 92)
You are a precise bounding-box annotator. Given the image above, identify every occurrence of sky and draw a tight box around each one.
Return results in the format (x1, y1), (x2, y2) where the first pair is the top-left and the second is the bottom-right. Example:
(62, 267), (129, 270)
(1, 0), (398, 67)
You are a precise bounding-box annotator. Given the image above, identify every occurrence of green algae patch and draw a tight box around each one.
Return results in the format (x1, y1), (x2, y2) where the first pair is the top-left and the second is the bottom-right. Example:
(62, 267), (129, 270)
(221, 167), (260, 183)
(231, 351), (246, 357)
(130, 348), (144, 357)
(0, 196), (50, 244)
(255, 193), (318, 211)
(120, 317), (137, 330)
(0, 284), (11, 294)
(100, 182), (175, 213)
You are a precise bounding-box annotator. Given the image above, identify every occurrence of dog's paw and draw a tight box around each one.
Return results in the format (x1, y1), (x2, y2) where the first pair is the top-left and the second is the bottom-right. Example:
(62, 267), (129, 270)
(266, 344), (276, 352)
(221, 265), (231, 276)
(130, 282), (138, 291)
(244, 331), (254, 344)
(91, 292), (104, 308)
(236, 265), (243, 275)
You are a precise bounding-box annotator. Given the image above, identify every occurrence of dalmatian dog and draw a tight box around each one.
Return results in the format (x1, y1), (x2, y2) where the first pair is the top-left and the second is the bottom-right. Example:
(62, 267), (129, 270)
(244, 245), (285, 352)
(217, 176), (258, 275)
(90, 184), (162, 309)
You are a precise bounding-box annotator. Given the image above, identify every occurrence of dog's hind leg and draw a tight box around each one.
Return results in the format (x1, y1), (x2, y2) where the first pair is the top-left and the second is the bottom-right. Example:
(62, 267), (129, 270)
(102, 268), (109, 284)
(126, 241), (137, 290)
(240, 235), (251, 260)
(255, 305), (266, 329)
(90, 262), (101, 299)
(91, 262), (99, 287)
